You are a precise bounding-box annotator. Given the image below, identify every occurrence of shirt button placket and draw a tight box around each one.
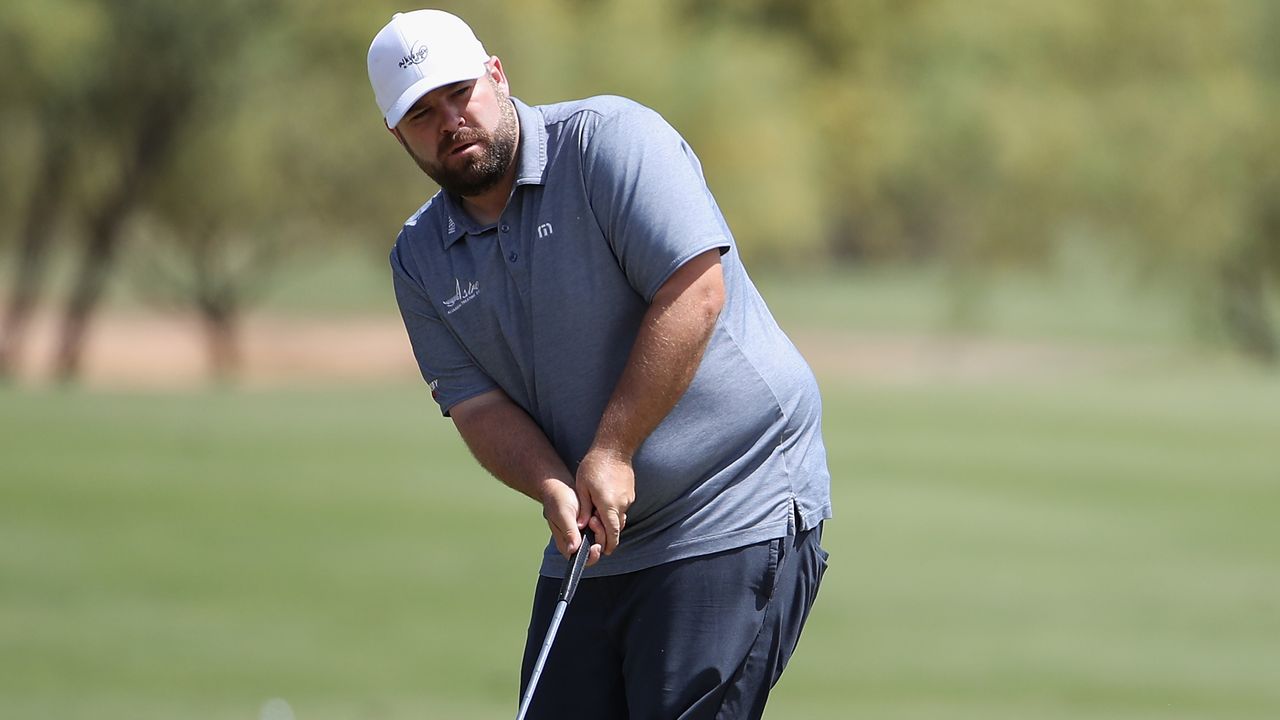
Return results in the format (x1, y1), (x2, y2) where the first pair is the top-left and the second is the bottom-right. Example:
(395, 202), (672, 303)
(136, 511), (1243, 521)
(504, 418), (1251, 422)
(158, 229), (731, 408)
(499, 223), (517, 262)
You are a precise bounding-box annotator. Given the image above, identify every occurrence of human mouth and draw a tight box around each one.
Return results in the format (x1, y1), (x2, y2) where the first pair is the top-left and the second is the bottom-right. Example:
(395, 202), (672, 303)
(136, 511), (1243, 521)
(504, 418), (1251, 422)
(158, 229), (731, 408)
(449, 140), (479, 157)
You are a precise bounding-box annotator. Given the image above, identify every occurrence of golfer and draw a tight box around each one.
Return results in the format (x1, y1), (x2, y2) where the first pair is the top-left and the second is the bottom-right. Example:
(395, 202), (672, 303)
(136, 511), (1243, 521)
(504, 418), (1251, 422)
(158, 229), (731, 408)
(369, 10), (832, 718)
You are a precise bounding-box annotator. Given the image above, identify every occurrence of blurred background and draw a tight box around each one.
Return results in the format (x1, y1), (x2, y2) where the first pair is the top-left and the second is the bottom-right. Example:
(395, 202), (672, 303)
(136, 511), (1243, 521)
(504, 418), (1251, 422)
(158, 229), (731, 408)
(1, 1), (1277, 718)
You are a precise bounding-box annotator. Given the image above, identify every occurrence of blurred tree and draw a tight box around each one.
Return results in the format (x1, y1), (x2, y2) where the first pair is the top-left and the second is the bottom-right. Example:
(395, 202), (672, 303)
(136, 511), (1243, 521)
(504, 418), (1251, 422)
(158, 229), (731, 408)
(1068, 0), (1280, 360)
(119, 3), (319, 382)
(0, 0), (285, 381)
(51, 0), (274, 382)
(0, 115), (74, 379)
(1220, 0), (1280, 361)
(0, 0), (101, 379)
(683, 0), (1280, 357)
(4, 0), (1278, 374)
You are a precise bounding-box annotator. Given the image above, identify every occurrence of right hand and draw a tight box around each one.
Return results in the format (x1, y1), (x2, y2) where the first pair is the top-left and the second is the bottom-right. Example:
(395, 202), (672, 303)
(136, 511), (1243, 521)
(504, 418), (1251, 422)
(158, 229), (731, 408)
(574, 447), (636, 557)
(540, 479), (603, 567)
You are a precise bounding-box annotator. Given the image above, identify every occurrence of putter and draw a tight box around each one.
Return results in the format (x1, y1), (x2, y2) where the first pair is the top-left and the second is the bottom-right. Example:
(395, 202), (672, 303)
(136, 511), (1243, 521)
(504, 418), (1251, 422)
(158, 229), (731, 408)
(514, 528), (594, 720)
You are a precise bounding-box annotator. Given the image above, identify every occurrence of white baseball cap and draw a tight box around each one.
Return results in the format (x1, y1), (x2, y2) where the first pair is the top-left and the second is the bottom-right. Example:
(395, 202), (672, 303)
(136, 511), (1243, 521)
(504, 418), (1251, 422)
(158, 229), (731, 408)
(367, 10), (490, 128)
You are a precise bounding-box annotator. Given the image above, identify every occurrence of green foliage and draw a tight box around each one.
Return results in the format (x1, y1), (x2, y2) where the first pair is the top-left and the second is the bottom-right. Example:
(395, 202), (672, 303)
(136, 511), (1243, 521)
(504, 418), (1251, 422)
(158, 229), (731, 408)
(2, 0), (1279, 358)
(685, 0), (1280, 355)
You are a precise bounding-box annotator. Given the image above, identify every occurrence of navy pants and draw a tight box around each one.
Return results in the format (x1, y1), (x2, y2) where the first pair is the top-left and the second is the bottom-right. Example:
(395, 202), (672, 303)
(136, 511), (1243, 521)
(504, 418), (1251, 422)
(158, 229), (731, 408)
(518, 524), (828, 719)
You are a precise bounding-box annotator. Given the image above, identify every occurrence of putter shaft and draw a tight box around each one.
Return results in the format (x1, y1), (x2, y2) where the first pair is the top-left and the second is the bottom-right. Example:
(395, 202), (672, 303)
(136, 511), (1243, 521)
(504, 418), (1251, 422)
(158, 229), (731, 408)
(515, 530), (594, 720)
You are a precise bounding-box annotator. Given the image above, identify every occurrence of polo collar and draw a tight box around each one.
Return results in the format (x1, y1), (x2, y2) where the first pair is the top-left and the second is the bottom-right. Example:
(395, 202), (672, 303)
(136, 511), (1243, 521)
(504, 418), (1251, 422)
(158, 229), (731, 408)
(511, 97), (549, 188)
(440, 97), (548, 248)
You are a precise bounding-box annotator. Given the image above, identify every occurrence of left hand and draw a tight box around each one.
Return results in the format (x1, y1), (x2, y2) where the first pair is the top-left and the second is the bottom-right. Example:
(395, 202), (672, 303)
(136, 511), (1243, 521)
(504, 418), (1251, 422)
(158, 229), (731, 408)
(539, 478), (602, 566)
(574, 447), (636, 557)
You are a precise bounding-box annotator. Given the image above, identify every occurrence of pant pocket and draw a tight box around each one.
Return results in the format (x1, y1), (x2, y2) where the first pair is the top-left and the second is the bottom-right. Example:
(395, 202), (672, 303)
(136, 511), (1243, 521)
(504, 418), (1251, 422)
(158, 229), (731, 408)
(760, 536), (783, 603)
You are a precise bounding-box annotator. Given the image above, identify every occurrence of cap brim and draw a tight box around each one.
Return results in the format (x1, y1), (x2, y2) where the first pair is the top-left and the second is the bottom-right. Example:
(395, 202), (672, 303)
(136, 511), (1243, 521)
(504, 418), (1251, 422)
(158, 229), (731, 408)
(384, 63), (487, 128)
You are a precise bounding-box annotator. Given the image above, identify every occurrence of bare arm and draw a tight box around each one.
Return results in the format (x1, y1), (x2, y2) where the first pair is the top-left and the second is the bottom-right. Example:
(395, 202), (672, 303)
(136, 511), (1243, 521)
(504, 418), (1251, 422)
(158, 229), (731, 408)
(576, 248), (726, 555)
(451, 389), (602, 564)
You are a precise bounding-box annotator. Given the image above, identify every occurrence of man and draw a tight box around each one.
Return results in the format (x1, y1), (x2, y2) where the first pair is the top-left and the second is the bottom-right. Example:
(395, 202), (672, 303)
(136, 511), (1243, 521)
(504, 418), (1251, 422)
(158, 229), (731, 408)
(368, 9), (832, 719)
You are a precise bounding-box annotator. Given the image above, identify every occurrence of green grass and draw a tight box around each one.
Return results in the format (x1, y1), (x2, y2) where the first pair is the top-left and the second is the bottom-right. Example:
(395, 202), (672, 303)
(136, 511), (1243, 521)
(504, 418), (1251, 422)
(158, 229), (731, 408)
(785, 371), (1280, 719)
(3, 364), (1279, 719)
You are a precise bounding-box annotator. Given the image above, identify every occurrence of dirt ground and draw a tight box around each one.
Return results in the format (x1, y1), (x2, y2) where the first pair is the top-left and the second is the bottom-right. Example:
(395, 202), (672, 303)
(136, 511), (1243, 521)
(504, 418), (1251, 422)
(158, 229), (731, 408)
(4, 309), (1138, 390)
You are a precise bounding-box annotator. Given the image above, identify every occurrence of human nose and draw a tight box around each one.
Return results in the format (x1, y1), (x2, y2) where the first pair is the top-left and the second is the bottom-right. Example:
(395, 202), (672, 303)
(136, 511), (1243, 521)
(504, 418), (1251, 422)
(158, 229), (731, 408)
(438, 101), (465, 134)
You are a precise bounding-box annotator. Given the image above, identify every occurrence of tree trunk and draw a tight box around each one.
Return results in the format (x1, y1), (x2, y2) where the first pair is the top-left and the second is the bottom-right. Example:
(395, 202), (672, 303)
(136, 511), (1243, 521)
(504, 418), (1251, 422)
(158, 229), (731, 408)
(201, 303), (241, 385)
(53, 196), (134, 383)
(53, 92), (191, 383)
(1220, 254), (1278, 364)
(0, 139), (71, 380)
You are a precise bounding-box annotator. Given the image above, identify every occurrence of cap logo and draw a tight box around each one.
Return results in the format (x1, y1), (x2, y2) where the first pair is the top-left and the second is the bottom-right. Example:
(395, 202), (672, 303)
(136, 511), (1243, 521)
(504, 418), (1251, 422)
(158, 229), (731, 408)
(398, 41), (429, 69)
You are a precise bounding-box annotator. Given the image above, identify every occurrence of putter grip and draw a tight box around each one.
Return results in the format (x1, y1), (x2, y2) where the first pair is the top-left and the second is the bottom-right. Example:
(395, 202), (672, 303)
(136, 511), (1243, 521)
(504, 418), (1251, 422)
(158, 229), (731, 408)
(558, 529), (593, 604)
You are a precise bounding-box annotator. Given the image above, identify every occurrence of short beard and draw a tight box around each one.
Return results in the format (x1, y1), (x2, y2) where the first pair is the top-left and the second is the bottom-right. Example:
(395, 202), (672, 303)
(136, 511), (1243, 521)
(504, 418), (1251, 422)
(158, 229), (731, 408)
(409, 82), (519, 198)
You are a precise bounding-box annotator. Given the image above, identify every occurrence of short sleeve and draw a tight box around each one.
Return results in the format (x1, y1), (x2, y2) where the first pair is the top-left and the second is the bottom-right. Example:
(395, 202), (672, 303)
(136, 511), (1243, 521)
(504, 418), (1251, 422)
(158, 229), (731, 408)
(391, 244), (498, 416)
(581, 104), (731, 301)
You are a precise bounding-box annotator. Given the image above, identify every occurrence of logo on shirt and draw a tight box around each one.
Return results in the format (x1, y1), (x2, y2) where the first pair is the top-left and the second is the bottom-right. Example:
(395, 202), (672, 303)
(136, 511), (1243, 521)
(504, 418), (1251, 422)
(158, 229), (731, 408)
(446, 215), (457, 235)
(442, 278), (480, 314)
(536, 222), (554, 238)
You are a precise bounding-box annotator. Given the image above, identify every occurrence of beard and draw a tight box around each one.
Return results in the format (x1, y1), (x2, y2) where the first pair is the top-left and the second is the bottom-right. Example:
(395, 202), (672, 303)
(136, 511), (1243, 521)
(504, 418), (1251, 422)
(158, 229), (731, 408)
(408, 85), (519, 198)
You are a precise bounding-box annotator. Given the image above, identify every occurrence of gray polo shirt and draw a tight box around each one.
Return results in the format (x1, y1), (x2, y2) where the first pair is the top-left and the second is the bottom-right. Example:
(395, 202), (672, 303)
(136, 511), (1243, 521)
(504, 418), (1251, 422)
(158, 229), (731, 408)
(391, 95), (831, 578)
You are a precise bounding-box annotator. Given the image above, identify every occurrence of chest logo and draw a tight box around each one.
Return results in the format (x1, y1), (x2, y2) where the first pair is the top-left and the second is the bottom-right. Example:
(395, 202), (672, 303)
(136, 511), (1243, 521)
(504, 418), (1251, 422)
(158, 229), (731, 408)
(536, 222), (554, 238)
(442, 279), (480, 315)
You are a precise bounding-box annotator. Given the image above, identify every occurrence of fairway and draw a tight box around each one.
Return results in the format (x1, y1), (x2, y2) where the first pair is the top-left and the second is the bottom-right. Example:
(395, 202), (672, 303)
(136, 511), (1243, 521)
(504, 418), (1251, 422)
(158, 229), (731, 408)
(3, 360), (1278, 719)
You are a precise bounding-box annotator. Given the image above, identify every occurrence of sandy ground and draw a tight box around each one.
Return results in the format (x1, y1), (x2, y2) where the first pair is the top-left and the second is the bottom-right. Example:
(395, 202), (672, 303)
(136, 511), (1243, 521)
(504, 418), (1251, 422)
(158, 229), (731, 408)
(7, 311), (418, 389)
(3, 309), (1137, 390)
